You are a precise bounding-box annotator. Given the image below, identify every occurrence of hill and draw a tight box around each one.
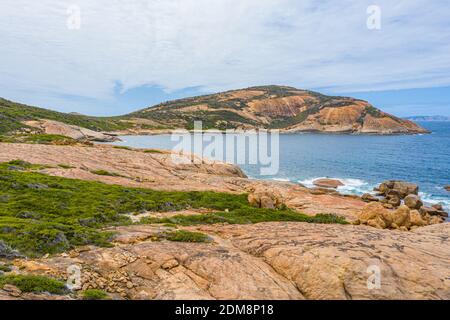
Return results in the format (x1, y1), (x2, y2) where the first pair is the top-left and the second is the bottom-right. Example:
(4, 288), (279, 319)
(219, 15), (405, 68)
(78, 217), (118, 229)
(126, 85), (429, 134)
(0, 86), (429, 136)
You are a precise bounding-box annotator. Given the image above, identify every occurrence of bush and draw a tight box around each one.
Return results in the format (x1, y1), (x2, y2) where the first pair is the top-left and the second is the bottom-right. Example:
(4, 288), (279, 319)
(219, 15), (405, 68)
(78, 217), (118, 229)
(90, 170), (123, 177)
(163, 230), (210, 243)
(143, 149), (163, 154)
(58, 164), (75, 169)
(82, 289), (110, 300)
(142, 209), (348, 226)
(0, 264), (11, 273)
(0, 274), (67, 294)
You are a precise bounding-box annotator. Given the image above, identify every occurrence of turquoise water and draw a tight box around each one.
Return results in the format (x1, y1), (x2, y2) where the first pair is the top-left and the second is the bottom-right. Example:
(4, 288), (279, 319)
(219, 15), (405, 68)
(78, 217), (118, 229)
(109, 122), (450, 210)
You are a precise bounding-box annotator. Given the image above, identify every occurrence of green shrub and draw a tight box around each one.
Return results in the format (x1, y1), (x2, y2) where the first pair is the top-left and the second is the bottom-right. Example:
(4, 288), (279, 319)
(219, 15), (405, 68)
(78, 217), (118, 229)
(143, 149), (163, 154)
(0, 274), (67, 294)
(81, 289), (110, 300)
(142, 209), (348, 226)
(90, 169), (123, 177)
(113, 146), (133, 151)
(58, 164), (75, 169)
(0, 161), (346, 257)
(22, 134), (77, 145)
(0, 265), (11, 273)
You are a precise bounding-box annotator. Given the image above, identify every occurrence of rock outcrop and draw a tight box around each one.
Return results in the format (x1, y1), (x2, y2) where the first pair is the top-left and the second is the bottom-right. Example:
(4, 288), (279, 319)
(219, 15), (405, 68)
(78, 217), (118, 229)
(248, 186), (285, 209)
(361, 193), (380, 202)
(4, 222), (449, 300)
(404, 194), (423, 210)
(313, 178), (344, 189)
(376, 180), (419, 199)
(356, 202), (445, 230)
(24, 120), (119, 142)
(369, 180), (448, 223)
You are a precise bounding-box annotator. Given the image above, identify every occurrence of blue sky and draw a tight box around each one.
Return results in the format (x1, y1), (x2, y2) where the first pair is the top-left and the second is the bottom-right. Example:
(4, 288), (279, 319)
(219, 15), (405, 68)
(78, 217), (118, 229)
(1, 0), (450, 116)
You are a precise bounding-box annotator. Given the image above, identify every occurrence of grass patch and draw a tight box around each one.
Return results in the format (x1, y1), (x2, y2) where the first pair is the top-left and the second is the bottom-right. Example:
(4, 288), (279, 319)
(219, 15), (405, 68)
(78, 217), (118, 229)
(143, 149), (163, 154)
(0, 274), (67, 294)
(163, 230), (210, 243)
(58, 164), (75, 169)
(5, 160), (51, 171)
(22, 134), (77, 145)
(81, 289), (110, 300)
(142, 210), (347, 226)
(90, 169), (124, 177)
(113, 146), (133, 151)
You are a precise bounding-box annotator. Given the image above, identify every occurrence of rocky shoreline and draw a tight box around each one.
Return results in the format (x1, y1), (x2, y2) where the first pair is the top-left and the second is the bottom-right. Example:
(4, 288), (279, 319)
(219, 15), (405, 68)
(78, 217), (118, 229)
(0, 142), (449, 300)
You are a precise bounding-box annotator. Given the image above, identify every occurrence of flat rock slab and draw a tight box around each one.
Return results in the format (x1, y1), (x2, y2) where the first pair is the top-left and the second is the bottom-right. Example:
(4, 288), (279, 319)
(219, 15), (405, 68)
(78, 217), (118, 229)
(11, 222), (450, 300)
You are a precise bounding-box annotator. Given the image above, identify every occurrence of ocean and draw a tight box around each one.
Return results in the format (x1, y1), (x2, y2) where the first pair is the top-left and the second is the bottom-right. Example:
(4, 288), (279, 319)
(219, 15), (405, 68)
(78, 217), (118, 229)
(108, 121), (450, 211)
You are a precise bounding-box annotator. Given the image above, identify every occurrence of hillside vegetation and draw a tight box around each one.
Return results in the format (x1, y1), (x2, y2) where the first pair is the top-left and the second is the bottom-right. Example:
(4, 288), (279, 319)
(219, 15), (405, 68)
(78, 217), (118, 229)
(0, 98), (129, 135)
(0, 160), (344, 257)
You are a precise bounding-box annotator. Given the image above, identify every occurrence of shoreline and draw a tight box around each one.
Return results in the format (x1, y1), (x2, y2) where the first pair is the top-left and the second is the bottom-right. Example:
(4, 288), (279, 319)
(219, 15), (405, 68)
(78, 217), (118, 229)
(107, 128), (432, 137)
(0, 142), (448, 300)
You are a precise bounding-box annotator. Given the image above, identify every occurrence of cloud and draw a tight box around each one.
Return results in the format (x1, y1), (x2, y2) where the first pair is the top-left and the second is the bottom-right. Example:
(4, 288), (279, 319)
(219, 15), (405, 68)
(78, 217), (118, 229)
(0, 0), (449, 112)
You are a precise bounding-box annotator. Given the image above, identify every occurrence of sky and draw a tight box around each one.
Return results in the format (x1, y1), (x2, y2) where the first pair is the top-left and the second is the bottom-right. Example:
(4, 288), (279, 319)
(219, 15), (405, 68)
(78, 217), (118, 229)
(1, 0), (450, 117)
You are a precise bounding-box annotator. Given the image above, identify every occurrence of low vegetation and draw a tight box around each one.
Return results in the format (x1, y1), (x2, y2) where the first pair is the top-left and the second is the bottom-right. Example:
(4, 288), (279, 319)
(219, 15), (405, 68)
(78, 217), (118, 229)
(0, 160), (346, 258)
(0, 134), (78, 145)
(0, 274), (67, 294)
(81, 289), (111, 300)
(143, 149), (164, 154)
(0, 264), (12, 273)
(90, 169), (125, 177)
(163, 230), (210, 243)
(142, 210), (347, 226)
(58, 164), (75, 169)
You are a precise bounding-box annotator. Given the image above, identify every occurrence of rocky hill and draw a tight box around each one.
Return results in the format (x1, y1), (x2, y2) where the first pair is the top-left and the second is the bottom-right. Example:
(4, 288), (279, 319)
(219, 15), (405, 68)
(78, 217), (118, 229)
(127, 85), (429, 134)
(1, 86), (429, 136)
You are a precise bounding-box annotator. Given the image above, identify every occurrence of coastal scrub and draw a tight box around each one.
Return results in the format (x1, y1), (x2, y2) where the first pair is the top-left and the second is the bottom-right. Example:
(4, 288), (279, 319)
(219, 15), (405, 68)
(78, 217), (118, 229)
(0, 160), (346, 258)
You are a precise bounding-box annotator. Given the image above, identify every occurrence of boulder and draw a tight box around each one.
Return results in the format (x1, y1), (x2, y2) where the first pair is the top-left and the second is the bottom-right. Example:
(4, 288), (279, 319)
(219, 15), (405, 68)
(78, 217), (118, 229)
(432, 204), (443, 211)
(386, 191), (401, 207)
(357, 202), (392, 229)
(312, 179), (344, 189)
(429, 216), (445, 225)
(391, 205), (411, 230)
(248, 187), (285, 209)
(404, 194), (423, 210)
(377, 180), (419, 199)
(361, 193), (379, 202)
(420, 206), (448, 218)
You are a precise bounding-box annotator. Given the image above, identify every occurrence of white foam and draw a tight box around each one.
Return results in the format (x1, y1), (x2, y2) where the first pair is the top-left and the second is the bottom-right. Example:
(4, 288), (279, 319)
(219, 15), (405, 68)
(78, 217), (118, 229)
(419, 192), (450, 211)
(298, 177), (376, 195)
(272, 178), (290, 182)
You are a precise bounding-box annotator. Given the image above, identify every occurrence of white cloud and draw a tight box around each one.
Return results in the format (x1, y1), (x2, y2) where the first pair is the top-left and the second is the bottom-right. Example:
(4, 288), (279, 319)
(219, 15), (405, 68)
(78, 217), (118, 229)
(0, 0), (449, 110)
